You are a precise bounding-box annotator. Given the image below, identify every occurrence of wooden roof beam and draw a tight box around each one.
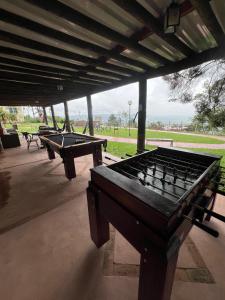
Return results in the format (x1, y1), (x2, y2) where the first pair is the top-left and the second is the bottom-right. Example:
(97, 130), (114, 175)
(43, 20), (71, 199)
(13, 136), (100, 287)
(95, 37), (225, 94)
(112, 0), (194, 57)
(0, 83), (87, 94)
(0, 80), (83, 91)
(27, 0), (170, 65)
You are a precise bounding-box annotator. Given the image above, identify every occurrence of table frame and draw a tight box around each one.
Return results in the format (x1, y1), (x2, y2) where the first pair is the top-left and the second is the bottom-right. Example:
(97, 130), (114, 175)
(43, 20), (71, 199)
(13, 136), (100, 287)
(40, 133), (107, 179)
(86, 180), (216, 300)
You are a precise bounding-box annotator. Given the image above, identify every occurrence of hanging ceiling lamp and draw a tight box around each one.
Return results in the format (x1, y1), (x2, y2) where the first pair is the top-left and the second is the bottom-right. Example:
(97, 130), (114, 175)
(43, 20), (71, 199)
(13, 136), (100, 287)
(57, 73), (64, 91)
(164, 1), (181, 34)
(57, 84), (64, 91)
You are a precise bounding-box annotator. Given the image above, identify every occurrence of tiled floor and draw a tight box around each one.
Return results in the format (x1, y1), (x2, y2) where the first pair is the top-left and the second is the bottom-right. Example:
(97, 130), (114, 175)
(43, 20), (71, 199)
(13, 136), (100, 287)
(0, 140), (224, 300)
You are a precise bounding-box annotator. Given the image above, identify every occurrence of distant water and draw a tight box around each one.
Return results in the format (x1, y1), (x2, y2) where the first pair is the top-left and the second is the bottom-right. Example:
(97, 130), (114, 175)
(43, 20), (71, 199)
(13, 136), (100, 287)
(60, 113), (193, 124)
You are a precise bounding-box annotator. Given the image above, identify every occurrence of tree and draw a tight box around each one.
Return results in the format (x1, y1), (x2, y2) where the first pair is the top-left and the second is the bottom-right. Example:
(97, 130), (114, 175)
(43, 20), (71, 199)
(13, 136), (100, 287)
(164, 59), (225, 130)
(0, 107), (17, 123)
(0, 107), (6, 122)
(108, 114), (118, 126)
(148, 121), (164, 130)
(193, 78), (225, 129)
(121, 111), (128, 127)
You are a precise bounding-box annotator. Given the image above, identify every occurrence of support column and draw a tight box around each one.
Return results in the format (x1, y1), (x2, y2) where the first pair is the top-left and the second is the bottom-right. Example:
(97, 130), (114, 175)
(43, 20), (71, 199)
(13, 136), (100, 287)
(87, 95), (94, 136)
(64, 101), (71, 132)
(137, 78), (147, 153)
(50, 105), (57, 129)
(42, 106), (48, 125)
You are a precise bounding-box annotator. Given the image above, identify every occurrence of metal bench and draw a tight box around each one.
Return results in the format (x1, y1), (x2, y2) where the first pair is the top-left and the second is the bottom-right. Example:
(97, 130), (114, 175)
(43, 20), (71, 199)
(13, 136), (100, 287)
(146, 138), (174, 147)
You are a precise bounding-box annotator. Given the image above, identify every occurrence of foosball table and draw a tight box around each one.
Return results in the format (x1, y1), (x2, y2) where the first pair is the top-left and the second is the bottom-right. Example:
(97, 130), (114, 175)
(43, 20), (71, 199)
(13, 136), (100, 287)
(86, 147), (225, 300)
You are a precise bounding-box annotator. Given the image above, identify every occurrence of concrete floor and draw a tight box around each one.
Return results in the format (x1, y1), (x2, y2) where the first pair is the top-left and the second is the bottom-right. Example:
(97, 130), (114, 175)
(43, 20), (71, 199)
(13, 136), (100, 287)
(0, 140), (225, 300)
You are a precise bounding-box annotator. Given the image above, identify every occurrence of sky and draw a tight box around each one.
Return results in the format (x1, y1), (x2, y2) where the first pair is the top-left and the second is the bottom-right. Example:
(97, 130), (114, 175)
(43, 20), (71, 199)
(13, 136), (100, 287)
(50, 76), (196, 124)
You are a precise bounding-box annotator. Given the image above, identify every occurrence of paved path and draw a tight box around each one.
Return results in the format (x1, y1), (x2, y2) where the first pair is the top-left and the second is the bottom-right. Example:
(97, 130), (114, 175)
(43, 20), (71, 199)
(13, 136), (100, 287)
(149, 129), (225, 141)
(96, 135), (225, 149)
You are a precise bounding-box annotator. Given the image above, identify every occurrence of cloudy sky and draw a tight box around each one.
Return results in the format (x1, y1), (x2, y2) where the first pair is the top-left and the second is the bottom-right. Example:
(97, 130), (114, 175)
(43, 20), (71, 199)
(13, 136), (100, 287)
(52, 76), (196, 123)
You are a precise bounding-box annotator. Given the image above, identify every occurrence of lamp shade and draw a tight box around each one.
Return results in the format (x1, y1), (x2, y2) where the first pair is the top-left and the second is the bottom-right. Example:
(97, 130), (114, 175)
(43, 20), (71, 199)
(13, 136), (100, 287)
(57, 84), (64, 91)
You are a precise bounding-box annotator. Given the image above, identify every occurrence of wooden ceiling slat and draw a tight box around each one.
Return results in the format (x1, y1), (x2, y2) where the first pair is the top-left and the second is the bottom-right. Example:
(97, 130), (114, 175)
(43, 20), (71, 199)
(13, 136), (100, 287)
(26, 0), (170, 65)
(0, 30), (141, 74)
(0, 64), (72, 79)
(0, 82), (90, 96)
(0, 9), (149, 71)
(0, 46), (128, 79)
(0, 56), (76, 76)
(0, 56), (115, 82)
(0, 30), (114, 72)
(0, 70), (104, 87)
(0, 58), (123, 81)
(0, 64), (113, 84)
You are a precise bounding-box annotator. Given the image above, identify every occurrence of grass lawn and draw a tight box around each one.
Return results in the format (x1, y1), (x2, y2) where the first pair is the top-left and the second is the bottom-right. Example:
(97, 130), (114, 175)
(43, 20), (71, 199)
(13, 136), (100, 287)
(106, 141), (225, 168)
(4, 122), (225, 144)
(5, 122), (55, 133)
(76, 127), (224, 144)
(106, 141), (155, 158)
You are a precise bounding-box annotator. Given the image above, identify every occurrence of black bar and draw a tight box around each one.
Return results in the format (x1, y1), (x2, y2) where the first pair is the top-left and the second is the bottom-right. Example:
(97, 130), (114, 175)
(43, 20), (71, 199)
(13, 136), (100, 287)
(154, 153), (207, 170)
(193, 204), (225, 223)
(125, 163), (187, 192)
(115, 165), (180, 199)
(64, 101), (71, 132)
(87, 95), (94, 136)
(140, 157), (197, 182)
(184, 215), (219, 238)
(42, 106), (48, 125)
(137, 79), (147, 153)
(50, 105), (57, 129)
(137, 160), (193, 185)
(192, 219), (219, 238)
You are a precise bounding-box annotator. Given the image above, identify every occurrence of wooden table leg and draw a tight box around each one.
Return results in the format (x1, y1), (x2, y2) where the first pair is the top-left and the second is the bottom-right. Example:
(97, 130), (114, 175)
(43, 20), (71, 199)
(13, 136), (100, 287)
(46, 145), (55, 160)
(205, 192), (217, 221)
(63, 156), (76, 180)
(87, 186), (110, 248)
(93, 145), (102, 167)
(138, 247), (179, 300)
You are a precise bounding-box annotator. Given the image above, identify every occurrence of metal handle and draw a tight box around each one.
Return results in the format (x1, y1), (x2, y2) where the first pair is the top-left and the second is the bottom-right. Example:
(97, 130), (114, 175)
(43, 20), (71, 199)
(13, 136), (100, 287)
(104, 156), (118, 162)
(193, 203), (225, 223)
(207, 210), (225, 223)
(192, 219), (219, 238)
(184, 215), (219, 238)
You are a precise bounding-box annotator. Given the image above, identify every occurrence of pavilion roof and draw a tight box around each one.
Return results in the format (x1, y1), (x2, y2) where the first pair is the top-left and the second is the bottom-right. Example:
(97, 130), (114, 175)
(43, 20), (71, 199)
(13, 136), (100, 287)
(0, 0), (224, 106)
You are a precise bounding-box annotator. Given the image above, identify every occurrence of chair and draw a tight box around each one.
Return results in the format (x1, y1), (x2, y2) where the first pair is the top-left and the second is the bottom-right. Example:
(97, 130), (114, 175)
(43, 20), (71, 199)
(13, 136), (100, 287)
(1, 133), (21, 148)
(22, 132), (40, 150)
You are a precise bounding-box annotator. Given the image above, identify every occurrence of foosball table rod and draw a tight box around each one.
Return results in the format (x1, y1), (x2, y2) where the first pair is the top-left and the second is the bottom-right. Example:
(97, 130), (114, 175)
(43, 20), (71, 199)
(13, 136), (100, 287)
(183, 215), (219, 237)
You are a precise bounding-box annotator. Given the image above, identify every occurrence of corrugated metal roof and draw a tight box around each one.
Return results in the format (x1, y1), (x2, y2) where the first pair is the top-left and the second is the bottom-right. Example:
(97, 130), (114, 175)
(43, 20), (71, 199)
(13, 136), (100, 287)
(0, 0), (224, 106)
(211, 0), (225, 33)
(176, 10), (217, 52)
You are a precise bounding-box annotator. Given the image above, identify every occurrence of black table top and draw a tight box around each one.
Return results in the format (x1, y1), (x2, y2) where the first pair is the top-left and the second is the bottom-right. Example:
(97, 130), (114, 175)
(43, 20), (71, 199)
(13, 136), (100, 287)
(43, 133), (101, 147)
